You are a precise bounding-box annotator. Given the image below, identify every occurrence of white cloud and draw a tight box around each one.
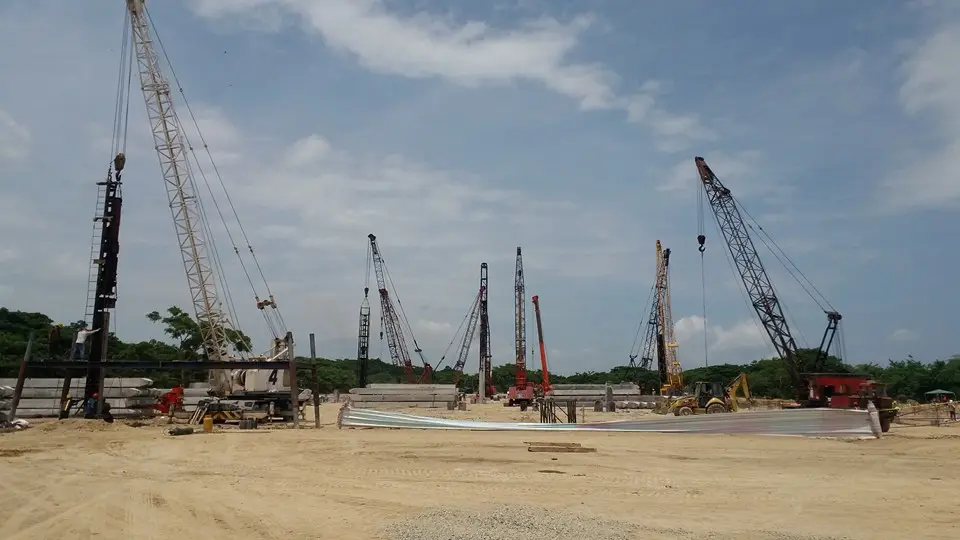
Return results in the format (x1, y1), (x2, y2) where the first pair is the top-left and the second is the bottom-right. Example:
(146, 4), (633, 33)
(658, 150), (764, 196)
(187, 0), (707, 147)
(673, 315), (770, 367)
(0, 110), (30, 162)
(889, 328), (918, 342)
(50, 97), (635, 359)
(415, 319), (453, 334)
(882, 21), (960, 210)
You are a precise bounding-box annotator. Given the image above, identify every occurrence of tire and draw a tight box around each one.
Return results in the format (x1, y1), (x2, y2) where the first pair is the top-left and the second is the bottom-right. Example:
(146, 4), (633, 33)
(677, 406), (694, 416)
(705, 403), (727, 414)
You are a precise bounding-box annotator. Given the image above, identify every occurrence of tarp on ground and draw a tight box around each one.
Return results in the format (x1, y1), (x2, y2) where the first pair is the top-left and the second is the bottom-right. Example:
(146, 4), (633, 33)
(338, 407), (876, 437)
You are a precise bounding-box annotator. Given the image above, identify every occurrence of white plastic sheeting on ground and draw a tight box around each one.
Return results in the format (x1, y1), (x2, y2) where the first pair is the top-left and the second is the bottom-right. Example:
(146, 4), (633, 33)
(338, 406), (877, 437)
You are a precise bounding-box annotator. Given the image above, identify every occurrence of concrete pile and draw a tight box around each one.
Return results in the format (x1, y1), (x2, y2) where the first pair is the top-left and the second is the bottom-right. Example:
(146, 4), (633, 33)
(0, 377), (160, 418)
(348, 383), (458, 409)
(547, 383), (663, 410)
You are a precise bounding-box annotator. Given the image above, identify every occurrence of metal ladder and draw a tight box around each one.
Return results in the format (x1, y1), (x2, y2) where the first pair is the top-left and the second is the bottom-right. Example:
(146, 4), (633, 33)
(189, 403), (210, 425)
(83, 182), (108, 325)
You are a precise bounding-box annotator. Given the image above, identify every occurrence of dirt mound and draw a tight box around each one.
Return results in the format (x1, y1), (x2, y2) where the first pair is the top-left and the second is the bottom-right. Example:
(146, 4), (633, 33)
(34, 419), (132, 433)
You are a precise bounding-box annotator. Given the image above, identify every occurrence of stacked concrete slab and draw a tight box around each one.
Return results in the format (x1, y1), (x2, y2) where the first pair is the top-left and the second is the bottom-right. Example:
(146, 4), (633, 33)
(0, 377), (159, 418)
(348, 383), (458, 409)
(547, 383), (662, 409)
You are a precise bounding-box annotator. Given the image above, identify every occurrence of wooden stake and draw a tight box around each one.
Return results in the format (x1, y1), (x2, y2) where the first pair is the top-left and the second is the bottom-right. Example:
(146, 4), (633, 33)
(310, 333), (320, 429)
(527, 445), (596, 453)
(287, 331), (299, 429)
(96, 312), (110, 417)
(9, 332), (35, 419)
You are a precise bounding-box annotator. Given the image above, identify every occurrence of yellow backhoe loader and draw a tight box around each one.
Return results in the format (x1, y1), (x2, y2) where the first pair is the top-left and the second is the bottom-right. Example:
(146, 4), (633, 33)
(671, 373), (751, 415)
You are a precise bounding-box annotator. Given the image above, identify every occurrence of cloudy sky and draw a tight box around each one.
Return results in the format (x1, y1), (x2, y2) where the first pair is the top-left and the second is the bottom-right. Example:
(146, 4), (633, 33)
(1, 0), (958, 375)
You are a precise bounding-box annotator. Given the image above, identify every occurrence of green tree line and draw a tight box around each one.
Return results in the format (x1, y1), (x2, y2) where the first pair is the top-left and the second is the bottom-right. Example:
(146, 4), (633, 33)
(1, 307), (957, 400)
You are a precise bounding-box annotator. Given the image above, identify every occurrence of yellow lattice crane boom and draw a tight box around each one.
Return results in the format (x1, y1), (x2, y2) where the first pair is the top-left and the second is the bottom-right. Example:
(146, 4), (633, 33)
(655, 240), (683, 395)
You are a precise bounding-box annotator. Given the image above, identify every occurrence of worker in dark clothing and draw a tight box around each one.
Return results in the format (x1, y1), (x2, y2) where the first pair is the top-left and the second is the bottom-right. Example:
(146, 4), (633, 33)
(48, 323), (64, 358)
(82, 393), (114, 423)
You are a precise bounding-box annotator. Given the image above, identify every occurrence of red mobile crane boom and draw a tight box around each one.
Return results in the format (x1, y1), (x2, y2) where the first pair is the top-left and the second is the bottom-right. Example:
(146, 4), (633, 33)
(532, 295), (551, 392)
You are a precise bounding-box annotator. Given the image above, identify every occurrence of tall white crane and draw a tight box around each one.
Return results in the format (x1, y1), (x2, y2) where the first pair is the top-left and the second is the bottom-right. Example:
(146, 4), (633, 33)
(124, 0), (287, 395)
(127, 0), (230, 377)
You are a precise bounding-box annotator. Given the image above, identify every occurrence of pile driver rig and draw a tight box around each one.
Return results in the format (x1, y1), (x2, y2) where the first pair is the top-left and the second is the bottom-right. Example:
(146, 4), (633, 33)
(436, 262), (491, 393)
(654, 241), (683, 395)
(694, 157), (896, 430)
(69, 1), (296, 415)
(445, 271), (482, 389)
(506, 247), (534, 407)
(629, 241), (683, 395)
(365, 234), (432, 384)
(478, 263), (495, 398)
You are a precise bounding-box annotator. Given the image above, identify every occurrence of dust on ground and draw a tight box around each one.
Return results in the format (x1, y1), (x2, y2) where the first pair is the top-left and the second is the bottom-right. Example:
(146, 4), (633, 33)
(0, 402), (957, 540)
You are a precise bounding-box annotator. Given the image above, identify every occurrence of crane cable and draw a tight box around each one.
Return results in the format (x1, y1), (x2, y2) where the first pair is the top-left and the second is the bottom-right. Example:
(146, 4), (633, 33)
(628, 284), (655, 361)
(382, 261), (428, 366)
(697, 183), (710, 367)
(93, 9), (134, 337)
(434, 290), (481, 372)
(145, 7), (286, 341)
(140, 8), (249, 345)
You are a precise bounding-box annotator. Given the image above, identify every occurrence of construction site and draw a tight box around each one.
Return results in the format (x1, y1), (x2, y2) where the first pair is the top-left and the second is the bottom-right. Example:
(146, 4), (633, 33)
(1, 2), (959, 540)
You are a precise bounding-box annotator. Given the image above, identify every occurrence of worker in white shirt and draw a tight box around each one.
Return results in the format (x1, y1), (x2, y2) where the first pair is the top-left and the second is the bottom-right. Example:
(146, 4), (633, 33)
(72, 327), (100, 360)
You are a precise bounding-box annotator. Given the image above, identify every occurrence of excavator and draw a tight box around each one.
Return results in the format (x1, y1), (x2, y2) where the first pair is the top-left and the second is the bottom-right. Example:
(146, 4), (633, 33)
(671, 373), (751, 415)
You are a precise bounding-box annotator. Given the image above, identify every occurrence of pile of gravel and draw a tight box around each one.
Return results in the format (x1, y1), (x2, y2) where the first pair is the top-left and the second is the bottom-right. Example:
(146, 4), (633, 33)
(380, 505), (637, 540)
(379, 505), (849, 540)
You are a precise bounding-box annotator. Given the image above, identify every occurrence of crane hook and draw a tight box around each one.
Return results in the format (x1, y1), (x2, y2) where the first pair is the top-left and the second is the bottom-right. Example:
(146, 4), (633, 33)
(697, 234), (706, 253)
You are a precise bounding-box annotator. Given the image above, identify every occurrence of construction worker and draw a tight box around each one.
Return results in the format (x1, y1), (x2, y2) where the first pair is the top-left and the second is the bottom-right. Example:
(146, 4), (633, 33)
(83, 393), (99, 418)
(48, 323), (64, 358)
(71, 327), (100, 360)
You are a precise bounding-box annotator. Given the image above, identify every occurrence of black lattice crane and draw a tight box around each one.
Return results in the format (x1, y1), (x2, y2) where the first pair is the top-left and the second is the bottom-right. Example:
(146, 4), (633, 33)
(367, 234), (430, 383)
(450, 288), (482, 387)
(478, 262), (495, 397)
(695, 157), (841, 400)
(356, 282), (372, 388)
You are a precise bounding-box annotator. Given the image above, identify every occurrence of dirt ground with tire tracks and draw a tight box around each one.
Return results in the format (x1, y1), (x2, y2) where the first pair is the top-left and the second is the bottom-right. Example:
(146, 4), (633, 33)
(1, 403), (957, 540)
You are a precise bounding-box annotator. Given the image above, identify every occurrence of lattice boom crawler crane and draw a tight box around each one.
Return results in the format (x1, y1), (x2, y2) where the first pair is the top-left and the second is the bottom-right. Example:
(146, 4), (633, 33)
(367, 234), (432, 383)
(694, 156), (896, 431)
(125, 0), (296, 419)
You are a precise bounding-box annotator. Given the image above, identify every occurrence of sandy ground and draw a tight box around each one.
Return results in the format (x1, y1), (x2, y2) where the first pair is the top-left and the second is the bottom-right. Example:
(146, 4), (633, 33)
(1, 402), (958, 540)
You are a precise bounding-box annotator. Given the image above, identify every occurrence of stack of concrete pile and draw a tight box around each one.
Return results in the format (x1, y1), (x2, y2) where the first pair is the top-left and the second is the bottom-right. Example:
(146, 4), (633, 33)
(547, 383), (662, 410)
(348, 383), (458, 409)
(171, 382), (214, 413)
(0, 377), (160, 418)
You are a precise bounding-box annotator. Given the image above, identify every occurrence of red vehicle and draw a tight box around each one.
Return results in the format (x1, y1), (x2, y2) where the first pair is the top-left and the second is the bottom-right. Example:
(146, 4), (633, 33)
(799, 373), (896, 431)
(153, 386), (185, 414)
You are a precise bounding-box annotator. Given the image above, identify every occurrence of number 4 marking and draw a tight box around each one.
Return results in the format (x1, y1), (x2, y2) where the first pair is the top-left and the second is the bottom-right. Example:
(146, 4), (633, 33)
(268, 369), (278, 384)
